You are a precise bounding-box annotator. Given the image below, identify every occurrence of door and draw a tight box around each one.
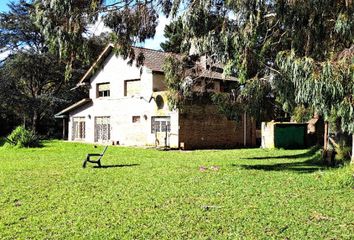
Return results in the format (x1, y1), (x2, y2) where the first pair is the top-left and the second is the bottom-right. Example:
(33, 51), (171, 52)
(151, 116), (171, 147)
(72, 117), (85, 141)
(95, 116), (111, 143)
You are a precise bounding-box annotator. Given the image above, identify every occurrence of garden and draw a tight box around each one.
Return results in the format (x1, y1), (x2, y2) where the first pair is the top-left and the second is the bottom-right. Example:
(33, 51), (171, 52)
(0, 141), (353, 239)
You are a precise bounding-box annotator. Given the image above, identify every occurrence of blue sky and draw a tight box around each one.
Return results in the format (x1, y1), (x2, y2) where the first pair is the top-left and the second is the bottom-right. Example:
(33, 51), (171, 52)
(0, 1), (167, 50)
(0, 1), (11, 12)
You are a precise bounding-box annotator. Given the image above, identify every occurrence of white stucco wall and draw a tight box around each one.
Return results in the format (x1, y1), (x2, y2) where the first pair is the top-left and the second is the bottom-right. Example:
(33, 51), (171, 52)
(68, 52), (179, 148)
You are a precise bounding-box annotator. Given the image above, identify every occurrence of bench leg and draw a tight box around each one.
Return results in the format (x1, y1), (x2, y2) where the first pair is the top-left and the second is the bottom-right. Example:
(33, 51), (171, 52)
(83, 155), (89, 168)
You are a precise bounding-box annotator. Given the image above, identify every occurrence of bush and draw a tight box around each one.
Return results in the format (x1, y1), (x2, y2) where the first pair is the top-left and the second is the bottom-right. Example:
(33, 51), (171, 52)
(330, 138), (352, 165)
(6, 126), (40, 148)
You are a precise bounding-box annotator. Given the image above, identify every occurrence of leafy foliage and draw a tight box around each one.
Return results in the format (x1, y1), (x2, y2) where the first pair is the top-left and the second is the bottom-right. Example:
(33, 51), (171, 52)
(33, 0), (163, 75)
(210, 92), (242, 121)
(162, 55), (192, 110)
(0, 1), (109, 136)
(160, 17), (190, 54)
(292, 105), (313, 123)
(0, 1), (44, 55)
(276, 49), (354, 133)
(6, 125), (39, 148)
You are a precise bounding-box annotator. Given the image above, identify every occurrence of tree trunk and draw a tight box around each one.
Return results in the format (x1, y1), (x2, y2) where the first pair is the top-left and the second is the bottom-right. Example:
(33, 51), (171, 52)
(32, 110), (39, 133)
(323, 121), (330, 164)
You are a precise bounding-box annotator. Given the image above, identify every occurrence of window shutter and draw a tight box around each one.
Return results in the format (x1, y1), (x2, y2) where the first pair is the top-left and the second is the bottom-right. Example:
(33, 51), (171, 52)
(98, 83), (110, 91)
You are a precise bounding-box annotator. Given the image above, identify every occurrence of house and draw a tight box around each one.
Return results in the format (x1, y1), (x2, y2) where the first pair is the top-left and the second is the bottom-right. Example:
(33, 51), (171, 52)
(55, 44), (256, 149)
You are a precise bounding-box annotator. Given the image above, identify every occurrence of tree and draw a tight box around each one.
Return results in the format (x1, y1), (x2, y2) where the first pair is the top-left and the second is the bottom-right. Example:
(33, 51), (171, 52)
(30, 0), (354, 162)
(0, 0), (45, 55)
(163, 1), (353, 160)
(1, 52), (67, 132)
(0, 1), (107, 135)
(160, 17), (190, 53)
(33, 0), (172, 75)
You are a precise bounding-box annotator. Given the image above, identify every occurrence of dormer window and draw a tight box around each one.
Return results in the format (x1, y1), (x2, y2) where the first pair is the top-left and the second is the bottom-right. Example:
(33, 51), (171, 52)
(97, 83), (110, 98)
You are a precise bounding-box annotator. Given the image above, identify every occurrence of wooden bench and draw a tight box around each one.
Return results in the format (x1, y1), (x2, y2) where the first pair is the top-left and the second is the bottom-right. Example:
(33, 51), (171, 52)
(83, 146), (108, 168)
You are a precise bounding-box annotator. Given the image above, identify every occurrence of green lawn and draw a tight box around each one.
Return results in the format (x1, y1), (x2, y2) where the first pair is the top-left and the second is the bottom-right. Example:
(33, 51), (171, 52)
(0, 141), (353, 239)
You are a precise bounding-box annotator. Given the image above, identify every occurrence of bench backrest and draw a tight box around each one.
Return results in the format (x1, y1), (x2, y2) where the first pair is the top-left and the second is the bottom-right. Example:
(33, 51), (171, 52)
(101, 146), (108, 155)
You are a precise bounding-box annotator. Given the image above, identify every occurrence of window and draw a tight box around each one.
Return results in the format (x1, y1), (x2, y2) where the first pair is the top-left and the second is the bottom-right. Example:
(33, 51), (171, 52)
(72, 117), (85, 140)
(95, 116), (111, 142)
(151, 116), (171, 133)
(97, 83), (110, 98)
(132, 116), (141, 123)
(124, 79), (141, 96)
(153, 74), (167, 92)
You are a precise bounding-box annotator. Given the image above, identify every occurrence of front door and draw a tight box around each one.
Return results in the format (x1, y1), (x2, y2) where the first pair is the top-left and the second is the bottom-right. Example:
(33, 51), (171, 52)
(95, 116), (111, 143)
(151, 116), (171, 147)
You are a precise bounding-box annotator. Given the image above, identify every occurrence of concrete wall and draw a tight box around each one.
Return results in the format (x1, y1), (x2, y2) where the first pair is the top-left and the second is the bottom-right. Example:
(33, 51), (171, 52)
(68, 52), (179, 148)
(261, 122), (275, 148)
(178, 105), (256, 150)
(261, 122), (307, 149)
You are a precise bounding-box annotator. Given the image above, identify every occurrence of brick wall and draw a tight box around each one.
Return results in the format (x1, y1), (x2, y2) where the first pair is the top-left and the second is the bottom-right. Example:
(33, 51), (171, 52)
(179, 105), (256, 150)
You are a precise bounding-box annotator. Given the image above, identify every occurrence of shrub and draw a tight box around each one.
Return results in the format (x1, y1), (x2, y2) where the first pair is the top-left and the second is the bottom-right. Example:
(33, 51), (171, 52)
(330, 139), (352, 165)
(6, 126), (40, 148)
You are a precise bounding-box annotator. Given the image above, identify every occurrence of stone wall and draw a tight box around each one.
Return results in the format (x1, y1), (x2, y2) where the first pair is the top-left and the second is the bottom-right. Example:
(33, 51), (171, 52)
(179, 105), (256, 150)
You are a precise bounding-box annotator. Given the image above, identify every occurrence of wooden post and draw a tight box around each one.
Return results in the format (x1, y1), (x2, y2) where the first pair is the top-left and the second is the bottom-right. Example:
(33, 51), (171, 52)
(323, 121), (329, 163)
(243, 112), (247, 147)
(62, 118), (67, 140)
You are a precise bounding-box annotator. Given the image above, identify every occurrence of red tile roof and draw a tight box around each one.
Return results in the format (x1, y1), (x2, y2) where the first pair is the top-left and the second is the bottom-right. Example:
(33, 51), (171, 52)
(78, 44), (237, 85)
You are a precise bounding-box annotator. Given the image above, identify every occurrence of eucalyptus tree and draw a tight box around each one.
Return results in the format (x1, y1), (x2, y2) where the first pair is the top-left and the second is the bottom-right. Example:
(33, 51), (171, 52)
(0, 1), (107, 134)
(162, 1), (353, 161)
(171, 1), (353, 160)
(33, 0), (167, 77)
(33, 0), (354, 160)
(161, 17), (190, 53)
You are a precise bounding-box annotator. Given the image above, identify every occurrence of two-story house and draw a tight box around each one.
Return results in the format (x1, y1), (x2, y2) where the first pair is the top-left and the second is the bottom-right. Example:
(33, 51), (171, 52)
(55, 44), (256, 149)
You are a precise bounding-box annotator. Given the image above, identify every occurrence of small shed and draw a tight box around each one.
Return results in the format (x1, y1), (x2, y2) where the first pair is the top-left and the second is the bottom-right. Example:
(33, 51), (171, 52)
(261, 122), (307, 149)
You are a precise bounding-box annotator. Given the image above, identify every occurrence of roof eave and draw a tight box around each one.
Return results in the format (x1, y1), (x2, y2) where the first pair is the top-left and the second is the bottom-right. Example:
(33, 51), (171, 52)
(77, 44), (115, 86)
(55, 98), (92, 117)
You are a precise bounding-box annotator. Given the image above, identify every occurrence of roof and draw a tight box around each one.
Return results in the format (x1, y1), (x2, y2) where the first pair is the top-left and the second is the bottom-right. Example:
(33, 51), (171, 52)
(55, 98), (92, 118)
(132, 46), (176, 72)
(78, 44), (238, 85)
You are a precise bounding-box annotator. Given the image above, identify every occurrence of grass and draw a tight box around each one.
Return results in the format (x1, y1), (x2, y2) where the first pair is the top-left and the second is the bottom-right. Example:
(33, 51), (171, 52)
(0, 141), (353, 239)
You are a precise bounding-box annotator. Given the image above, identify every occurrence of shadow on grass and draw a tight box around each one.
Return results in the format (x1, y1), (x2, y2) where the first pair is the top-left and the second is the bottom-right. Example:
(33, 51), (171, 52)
(234, 148), (328, 174)
(242, 146), (320, 160)
(0, 138), (6, 147)
(93, 164), (140, 169)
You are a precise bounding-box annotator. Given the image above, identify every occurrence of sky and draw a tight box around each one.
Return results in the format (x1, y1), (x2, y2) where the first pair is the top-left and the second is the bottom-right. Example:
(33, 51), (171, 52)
(0, 0), (169, 50)
(0, 2), (9, 13)
(0, 1), (9, 60)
